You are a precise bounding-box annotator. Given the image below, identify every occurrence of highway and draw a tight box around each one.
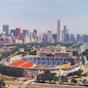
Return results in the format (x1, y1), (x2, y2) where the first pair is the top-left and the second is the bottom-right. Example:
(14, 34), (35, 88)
(26, 83), (86, 88)
(5, 81), (87, 88)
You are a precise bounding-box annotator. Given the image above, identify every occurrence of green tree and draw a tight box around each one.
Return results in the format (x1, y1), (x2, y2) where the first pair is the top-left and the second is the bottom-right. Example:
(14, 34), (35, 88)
(37, 70), (58, 83)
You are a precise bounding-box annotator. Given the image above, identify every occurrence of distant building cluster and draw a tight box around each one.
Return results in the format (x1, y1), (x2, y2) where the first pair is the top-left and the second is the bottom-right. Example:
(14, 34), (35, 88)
(0, 20), (88, 45)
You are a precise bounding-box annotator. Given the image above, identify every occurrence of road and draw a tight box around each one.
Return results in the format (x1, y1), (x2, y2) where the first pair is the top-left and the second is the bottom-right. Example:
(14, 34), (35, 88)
(5, 81), (87, 88)
(26, 83), (86, 88)
(6, 81), (22, 88)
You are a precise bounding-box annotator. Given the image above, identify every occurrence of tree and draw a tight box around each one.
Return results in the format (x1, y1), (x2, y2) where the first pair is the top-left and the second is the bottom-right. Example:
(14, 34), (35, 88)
(0, 79), (5, 88)
(71, 78), (77, 84)
(37, 70), (58, 83)
(82, 49), (88, 56)
(82, 49), (88, 65)
(29, 50), (37, 55)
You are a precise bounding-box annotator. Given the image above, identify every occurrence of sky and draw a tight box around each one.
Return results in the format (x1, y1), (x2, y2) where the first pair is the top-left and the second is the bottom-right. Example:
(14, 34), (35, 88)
(0, 0), (88, 34)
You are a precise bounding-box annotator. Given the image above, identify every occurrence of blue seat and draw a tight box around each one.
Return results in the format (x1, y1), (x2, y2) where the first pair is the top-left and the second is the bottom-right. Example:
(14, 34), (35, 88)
(51, 62), (55, 65)
(37, 61), (41, 64)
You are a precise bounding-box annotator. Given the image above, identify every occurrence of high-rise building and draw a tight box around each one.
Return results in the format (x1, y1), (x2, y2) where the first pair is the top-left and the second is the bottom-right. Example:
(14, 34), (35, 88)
(42, 33), (47, 43)
(32, 29), (38, 43)
(15, 28), (22, 44)
(15, 28), (21, 39)
(69, 33), (75, 42)
(47, 31), (52, 43)
(0, 33), (4, 45)
(81, 35), (88, 42)
(57, 20), (61, 43)
(76, 34), (81, 42)
(62, 25), (69, 42)
(23, 30), (30, 44)
(10, 29), (16, 44)
(53, 34), (57, 43)
(38, 33), (42, 43)
(3, 25), (9, 36)
(10, 29), (16, 37)
(63, 25), (68, 34)
(23, 30), (29, 37)
(29, 32), (34, 43)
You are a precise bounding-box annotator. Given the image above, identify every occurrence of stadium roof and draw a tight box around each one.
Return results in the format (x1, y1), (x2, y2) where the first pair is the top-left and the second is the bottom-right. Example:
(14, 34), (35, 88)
(10, 60), (33, 68)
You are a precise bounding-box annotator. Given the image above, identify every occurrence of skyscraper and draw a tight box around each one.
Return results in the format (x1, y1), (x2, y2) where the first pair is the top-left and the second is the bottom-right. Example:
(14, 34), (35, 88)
(38, 33), (42, 43)
(15, 28), (22, 44)
(32, 29), (38, 43)
(57, 20), (61, 43)
(69, 33), (75, 42)
(42, 33), (47, 43)
(81, 35), (88, 42)
(76, 34), (81, 42)
(15, 28), (21, 39)
(62, 25), (69, 42)
(63, 25), (68, 34)
(23, 30), (30, 44)
(3, 25), (9, 36)
(53, 34), (57, 43)
(23, 30), (29, 37)
(47, 30), (52, 43)
(10, 29), (16, 37)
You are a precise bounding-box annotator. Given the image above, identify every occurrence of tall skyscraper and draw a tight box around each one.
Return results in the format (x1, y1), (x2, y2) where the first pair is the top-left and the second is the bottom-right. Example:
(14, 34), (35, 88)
(29, 32), (33, 43)
(52, 34), (57, 43)
(3, 25), (9, 36)
(38, 33), (42, 43)
(15, 28), (22, 44)
(81, 35), (88, 42)
(23, 30), (29, 37)
(47, 30), (52, 43)
(69, 33), (75, 42)
(32, 29), (38, 43)
(57, 20), (61, 43)
(10, 29), (16, 37)
(0, 34), (4, 45)
(62, 25), (69, 42)
(42, 33), (47, 43)
(15, 28), (21, 39)
(63, 25), (68, 34)
(23, 30), (30, 44)
(76, 34), (81, 42)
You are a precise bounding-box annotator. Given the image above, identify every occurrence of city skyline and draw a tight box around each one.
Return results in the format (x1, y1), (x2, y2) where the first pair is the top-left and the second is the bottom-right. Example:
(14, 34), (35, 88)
(0, 0), (88, 34)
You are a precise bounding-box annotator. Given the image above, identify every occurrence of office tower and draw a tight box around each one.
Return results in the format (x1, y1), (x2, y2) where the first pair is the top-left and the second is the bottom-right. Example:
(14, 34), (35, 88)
(62, 25), (69, 42)
(62, 30), (64, 42)
(53, 34), (57, 43)
(23, 30), (29, 36)
(0, 34), (4, 45)
(23, 30), (30, 44)
(63, 25), (68, 34)
(15, 28), (21, 39)
(10, 29), (16, 37)
(69, 33), (75, 42)
(57, 20), (61, 43)
(10, 29), (16, 44)
(3, 25), (9, 36)
(38, 33), (42, 43)
(42, 33), (47, 43)
(47, 30), (52, 43)
(81, 35), (88, 42)
(76, 34), (81, 42)
(32, 29), (38, 43)
(29, 32), (33, 43)
(15, 28), (22, 44)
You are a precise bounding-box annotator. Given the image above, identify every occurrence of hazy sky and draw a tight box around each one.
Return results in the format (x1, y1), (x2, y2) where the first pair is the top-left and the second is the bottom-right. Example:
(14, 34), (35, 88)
(0, 0), (88, 34)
